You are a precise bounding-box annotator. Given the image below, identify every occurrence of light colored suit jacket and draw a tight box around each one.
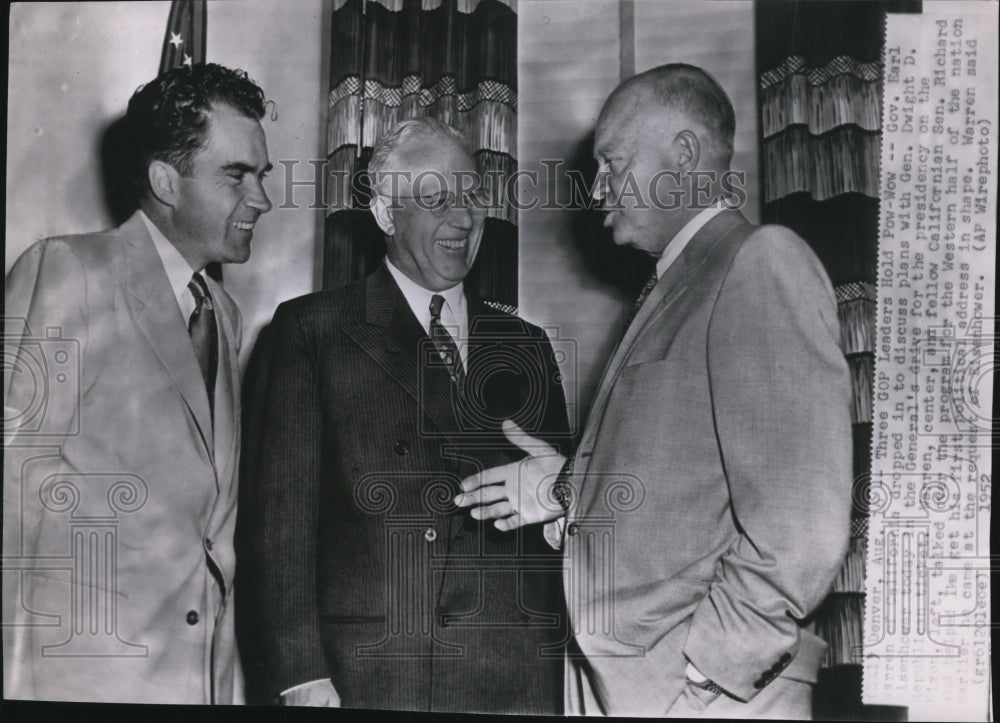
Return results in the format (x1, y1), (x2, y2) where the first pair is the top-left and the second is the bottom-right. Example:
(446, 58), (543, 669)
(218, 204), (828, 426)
(563, 211), (852, 716)
(3, 212), (243, 704)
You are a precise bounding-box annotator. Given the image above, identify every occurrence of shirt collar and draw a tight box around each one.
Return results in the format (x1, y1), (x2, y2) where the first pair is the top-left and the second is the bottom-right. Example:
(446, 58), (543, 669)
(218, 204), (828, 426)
(655, 202), (725, 279)
(139, 210), (199, 318)
(384, 258), (467, 336)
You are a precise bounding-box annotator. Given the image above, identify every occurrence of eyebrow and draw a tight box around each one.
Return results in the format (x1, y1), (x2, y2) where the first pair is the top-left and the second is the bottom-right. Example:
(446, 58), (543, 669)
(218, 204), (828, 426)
(222, 161), (273, 175)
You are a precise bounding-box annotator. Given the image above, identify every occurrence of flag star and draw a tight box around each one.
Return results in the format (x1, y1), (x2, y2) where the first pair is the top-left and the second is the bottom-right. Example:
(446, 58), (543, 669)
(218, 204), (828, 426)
(182, 53), (193, 67)
(169, 32), (183, 48)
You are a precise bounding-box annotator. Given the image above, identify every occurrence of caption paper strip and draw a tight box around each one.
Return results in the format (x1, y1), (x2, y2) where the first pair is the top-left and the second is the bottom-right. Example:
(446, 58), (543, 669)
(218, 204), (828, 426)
(865, 3), (996, 720)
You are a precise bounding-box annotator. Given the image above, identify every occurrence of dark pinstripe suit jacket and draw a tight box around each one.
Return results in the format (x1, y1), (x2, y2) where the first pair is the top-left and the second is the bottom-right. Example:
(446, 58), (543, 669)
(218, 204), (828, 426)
(239, 264), (569, 713)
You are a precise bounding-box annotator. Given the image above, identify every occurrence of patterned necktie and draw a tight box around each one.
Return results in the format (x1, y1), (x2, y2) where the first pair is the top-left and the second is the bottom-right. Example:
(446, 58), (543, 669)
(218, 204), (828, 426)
(188, 272), (218, 418)
(625, 269), (659, 327)
(429, 294), (465, 385)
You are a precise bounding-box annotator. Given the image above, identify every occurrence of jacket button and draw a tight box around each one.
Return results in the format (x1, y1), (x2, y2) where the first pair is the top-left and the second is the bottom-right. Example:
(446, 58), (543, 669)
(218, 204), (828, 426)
(567, 523), (579, 536)
(186, 610), (200, 625)
(753, 678), (765, 690)
(780, 652), (792, 664)
(205, 538), (213, 551)
(394, 440), (410, 455)
(424, 528), (437, 542)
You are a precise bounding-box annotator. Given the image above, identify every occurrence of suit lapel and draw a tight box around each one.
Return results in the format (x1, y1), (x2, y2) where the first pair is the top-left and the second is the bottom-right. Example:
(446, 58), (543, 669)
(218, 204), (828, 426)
(576, 256), (691, 460)
(576, 211), (749, 463)
(342, 265), (460, 439)
(119, 212), (214, 457)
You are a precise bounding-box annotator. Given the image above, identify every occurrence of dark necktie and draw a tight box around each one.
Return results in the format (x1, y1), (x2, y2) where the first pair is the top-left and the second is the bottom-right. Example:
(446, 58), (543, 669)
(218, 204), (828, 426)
(429, 294), (465, 386)
(625, 269), (659, 327)
(188, 272), (218, 418)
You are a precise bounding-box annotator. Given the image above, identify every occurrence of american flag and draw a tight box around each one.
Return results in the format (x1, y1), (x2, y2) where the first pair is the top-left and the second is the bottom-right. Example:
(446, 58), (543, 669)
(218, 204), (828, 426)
(160, 0), (206, 73)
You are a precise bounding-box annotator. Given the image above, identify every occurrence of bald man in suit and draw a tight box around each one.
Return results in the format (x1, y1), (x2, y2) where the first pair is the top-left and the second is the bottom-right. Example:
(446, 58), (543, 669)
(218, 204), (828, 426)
(457, 64), (852, 719)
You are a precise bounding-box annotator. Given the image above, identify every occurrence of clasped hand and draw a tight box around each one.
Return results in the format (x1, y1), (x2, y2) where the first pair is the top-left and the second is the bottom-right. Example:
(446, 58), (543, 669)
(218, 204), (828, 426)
(453, 419), (567, 531)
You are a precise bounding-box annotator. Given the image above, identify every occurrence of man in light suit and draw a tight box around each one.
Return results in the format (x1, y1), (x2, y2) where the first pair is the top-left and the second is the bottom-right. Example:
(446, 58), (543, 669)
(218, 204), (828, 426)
(3, 63), (272, 703)
(456, 64), (853, 718)
(240, 118), (569, 712)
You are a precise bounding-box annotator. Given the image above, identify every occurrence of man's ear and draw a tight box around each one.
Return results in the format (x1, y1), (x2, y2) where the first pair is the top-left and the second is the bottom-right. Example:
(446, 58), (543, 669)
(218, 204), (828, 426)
(371, 194), (396, 236)
(147, 160), (180, 207)
(674, 130), (701, 173)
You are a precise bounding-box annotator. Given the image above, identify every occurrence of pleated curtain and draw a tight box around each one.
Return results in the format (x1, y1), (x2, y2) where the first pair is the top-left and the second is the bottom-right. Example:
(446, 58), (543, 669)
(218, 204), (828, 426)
(323, 0), (518, 308)
(755, 2), (919, 719)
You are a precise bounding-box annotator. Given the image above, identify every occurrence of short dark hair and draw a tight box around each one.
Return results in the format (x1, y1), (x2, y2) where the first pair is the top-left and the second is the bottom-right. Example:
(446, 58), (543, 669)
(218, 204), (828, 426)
(620, 63), (736, 163)
(126, 63), (266, 190)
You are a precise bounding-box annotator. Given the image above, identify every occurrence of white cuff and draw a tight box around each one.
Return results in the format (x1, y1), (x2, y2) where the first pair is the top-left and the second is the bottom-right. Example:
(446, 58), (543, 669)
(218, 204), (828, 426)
(281, 678), (330, 697)
(543, 517), (566, 550)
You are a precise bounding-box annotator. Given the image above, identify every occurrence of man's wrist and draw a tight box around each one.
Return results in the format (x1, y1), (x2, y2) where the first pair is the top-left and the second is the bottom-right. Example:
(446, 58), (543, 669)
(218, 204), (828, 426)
(551, 456), (575, 512)
(686, 662), (723, 694)
(280, 678), (330, 697)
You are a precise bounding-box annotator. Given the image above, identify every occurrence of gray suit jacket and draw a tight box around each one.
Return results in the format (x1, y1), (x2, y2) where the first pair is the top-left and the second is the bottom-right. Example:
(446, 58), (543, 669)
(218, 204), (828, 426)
(563, 211), (853, 716)
(3, 212), (243, 703)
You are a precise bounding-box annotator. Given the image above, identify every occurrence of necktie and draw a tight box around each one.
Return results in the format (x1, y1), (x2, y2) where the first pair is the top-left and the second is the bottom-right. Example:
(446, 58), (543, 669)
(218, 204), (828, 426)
(188, 273), (218, 418)
(625, 269), (659, 327)
(429, 294), (465, 386)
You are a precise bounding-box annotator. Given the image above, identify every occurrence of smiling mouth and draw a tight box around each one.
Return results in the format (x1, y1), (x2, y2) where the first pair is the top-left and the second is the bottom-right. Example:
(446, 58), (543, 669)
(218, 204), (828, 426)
(435, 238), (468, 252)
(232, 220), (256, 232)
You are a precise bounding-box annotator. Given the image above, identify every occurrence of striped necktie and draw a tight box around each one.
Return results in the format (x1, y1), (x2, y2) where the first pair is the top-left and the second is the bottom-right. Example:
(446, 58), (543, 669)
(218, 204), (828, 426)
(188, 272), (218, 418)
(625, 269), (659, 327)
(429, 294), (465, 386)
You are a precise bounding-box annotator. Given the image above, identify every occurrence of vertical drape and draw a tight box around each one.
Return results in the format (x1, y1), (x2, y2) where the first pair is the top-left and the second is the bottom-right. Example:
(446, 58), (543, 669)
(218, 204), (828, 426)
(755, 2), (918, 719)
(323, 0), (518, 306)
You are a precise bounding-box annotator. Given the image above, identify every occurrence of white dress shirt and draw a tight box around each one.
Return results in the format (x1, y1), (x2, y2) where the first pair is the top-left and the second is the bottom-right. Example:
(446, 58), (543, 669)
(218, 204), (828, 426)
(139, 210), (200, 322)
(385, 258), (469, 369)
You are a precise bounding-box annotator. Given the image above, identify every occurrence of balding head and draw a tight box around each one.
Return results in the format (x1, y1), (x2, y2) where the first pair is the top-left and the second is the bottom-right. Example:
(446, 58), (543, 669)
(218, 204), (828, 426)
(591, 64), (737, 255)
(600, 63), (735, 169)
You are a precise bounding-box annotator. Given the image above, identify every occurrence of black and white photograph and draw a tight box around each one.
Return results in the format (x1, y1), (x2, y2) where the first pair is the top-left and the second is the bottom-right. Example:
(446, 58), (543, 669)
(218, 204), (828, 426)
(3, 0), (995, 720)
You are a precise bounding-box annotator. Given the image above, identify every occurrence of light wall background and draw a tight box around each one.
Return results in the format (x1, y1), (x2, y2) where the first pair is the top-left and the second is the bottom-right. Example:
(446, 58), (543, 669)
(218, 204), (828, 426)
(6, 0), (326, 370)
(518, 0), (759, 431)
(7, 0), (758, 409)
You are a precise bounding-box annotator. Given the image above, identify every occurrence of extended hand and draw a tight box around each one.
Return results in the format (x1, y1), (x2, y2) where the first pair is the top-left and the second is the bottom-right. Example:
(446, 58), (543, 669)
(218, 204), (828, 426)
(281, 679), (341, 707)
(454, 419), (567, 531)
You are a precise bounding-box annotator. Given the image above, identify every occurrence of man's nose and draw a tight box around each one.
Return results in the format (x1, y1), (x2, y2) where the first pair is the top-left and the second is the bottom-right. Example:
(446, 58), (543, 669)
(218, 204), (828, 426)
(448, 204), (474, 230)
(246, 177), (272, 214)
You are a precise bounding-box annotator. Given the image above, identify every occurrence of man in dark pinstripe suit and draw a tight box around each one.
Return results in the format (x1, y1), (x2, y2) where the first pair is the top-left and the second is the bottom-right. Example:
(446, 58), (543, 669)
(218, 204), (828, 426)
(240, 118), (569, 713)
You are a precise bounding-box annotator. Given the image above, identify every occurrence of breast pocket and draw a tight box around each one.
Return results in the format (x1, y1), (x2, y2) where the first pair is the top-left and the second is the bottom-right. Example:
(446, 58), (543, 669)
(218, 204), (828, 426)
(605, 359), (713, 462)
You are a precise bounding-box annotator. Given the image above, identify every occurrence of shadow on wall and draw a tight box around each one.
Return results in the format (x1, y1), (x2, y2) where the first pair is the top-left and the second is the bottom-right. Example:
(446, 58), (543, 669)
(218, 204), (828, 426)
(565, 130), (654, 300)
(100, 114), (140, 226)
